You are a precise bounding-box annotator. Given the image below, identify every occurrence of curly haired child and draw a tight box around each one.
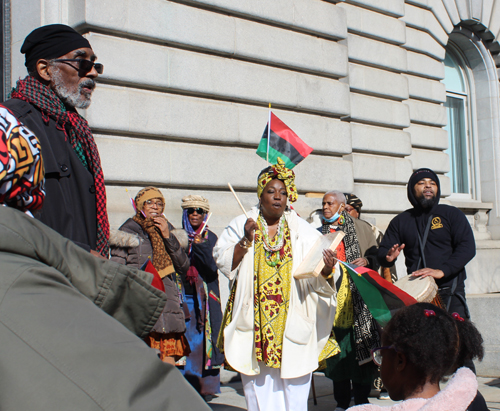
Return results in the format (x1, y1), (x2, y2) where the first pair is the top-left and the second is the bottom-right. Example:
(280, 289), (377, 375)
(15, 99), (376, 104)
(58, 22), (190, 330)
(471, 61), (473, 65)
(350, 302), (486, 411)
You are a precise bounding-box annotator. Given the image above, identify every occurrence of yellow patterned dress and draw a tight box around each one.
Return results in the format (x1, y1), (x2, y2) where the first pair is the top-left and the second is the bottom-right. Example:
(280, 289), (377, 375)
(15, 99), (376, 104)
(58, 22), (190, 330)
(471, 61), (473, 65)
(253, 220), (293, 368)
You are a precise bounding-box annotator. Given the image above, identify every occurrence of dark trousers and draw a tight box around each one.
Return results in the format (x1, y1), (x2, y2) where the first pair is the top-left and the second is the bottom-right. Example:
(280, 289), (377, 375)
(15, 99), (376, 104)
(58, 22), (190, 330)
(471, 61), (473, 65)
(333, 380), (371, 409)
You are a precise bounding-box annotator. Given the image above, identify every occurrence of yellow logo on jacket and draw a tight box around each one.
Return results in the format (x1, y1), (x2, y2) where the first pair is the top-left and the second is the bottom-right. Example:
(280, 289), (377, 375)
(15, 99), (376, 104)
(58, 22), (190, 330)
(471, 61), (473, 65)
(431, 217), (443, 230)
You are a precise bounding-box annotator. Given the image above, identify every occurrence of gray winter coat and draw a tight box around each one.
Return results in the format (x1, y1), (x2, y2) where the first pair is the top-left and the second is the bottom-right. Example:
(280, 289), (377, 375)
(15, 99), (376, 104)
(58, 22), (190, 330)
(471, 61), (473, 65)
(0, 206), (210, 410)
(110, 218), (189, 334)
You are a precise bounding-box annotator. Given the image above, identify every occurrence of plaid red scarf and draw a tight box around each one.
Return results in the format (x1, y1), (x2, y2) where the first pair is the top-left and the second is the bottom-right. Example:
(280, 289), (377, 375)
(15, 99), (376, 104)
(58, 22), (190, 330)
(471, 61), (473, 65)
(11, 76), (109, 257)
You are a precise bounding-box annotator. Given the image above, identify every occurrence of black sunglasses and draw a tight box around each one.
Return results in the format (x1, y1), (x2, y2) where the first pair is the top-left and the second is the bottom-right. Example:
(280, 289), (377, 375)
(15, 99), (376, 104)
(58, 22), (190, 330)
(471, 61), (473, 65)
(53, 58), (104, 74)
(187, 207), (205, 215)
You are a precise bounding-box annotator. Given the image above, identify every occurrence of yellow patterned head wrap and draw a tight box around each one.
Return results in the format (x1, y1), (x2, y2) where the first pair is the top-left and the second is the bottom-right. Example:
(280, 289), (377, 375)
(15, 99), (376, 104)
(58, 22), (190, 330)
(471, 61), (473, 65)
(257, 157), (298, 203)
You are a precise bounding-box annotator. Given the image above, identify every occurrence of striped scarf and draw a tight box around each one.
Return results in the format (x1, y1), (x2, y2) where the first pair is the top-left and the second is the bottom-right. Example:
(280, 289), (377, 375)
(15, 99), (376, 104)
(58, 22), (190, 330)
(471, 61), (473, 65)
(11, 76), (109, 257)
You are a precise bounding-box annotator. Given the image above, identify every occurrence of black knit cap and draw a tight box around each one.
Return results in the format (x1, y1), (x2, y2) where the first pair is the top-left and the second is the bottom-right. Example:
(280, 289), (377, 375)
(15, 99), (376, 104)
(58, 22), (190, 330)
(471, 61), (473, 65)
(21, 24), (91, 70)
(407, 168), (441, 209)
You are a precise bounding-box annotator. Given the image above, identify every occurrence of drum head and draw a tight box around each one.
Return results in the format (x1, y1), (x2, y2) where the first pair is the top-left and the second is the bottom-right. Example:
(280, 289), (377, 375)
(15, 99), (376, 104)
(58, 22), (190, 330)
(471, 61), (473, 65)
(394, 275), (437, 303)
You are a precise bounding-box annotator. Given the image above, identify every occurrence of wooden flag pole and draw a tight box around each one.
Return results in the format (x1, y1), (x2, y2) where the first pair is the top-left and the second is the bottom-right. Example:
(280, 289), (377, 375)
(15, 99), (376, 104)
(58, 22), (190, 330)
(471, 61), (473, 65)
(228, 183), (249, 218)
(199, 212), (212, 234)
(267, 103), (271, 164)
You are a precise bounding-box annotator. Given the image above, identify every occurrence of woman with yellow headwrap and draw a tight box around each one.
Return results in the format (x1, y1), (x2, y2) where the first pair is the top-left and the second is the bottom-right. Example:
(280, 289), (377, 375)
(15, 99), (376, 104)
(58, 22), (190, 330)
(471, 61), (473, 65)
(214, 158), (339, 411)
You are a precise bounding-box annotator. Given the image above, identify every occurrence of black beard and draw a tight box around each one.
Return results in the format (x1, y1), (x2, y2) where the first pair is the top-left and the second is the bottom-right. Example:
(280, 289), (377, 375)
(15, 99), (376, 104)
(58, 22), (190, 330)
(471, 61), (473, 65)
(417, 194), (435, 209)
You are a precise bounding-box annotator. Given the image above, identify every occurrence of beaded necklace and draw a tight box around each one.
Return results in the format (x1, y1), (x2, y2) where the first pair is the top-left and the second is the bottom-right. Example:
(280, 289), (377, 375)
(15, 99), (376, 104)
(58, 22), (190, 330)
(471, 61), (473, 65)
(257, 213), (286, 267)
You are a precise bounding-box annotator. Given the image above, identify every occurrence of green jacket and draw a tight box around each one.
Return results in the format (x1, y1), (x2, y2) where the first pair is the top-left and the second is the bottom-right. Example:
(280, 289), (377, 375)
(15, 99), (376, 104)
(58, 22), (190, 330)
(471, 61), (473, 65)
(0, 206), (210, 410)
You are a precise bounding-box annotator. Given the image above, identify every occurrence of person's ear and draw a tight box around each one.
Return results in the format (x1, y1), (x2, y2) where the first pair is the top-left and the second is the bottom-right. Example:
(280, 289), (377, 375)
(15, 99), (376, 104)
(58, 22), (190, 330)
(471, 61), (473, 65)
(396, 351), (407, 372)
(36, 59), (52, 82)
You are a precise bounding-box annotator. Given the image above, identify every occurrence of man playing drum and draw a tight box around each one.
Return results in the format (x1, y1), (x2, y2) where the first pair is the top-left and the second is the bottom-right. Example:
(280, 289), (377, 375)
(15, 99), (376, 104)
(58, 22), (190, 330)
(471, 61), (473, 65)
(377, 168), (476, 320)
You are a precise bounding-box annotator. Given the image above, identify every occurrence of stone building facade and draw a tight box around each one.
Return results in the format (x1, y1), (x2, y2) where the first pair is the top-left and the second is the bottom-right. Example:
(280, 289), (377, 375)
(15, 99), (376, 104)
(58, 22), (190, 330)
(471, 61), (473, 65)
(4, 0), (500, 375)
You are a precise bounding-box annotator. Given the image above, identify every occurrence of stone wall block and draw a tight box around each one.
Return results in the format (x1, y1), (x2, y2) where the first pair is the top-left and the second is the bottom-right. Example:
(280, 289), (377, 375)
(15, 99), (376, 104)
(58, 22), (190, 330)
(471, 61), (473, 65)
(404, 26), (446, 60)
(405, 123), (449, 150)
(407, 50), (445, 80)
(337, 3), (406, 44)
(454, 0), (471, 21)
(404, 74), (446, 103)
(88, 34), (350, 116)
(352, 182), (410, 213)
(177, 0), (348, 39)
(95, 135), (353, 193)
(430, 0), (455, 33)
(347, 34), (408, 72)
(344, 153), (413, 183)
(330, 0), (404, 17)
(74, 0), (349, 78)
(488, 1), (500, 41)
(234, 19), (349, 77)
(402, 4), (449, 46)
(405, 99), (447, 126)
(442, 0), (461, 25)
(407, 147), (450, 174)
(348, 63), (409, 100)
(351, 123), (412, 156)
(86, 85), (353, 154)
(349, 93), (410, 128)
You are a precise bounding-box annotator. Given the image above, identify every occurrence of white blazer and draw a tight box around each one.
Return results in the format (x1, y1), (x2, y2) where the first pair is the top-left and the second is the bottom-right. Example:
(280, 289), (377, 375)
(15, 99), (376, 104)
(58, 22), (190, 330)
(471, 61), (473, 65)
(214, 207), (337, 379)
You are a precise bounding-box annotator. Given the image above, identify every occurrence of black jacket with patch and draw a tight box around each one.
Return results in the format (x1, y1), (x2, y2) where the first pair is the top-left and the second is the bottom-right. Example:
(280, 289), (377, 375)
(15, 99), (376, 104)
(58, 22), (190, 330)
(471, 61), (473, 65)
(378, 203), (476, 293)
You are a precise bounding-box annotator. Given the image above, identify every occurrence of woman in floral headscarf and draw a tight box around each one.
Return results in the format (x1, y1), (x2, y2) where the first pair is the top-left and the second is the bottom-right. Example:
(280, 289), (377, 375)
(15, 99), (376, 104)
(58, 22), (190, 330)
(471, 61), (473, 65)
(214, 158), (339, 411)
(110, 187), (190, 365)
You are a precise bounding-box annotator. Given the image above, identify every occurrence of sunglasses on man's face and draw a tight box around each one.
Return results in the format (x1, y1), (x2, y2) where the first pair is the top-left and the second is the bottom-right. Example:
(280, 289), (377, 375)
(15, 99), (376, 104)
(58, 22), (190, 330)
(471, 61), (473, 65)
(53, 58), (104, 74)
(187, 208), (205, 215)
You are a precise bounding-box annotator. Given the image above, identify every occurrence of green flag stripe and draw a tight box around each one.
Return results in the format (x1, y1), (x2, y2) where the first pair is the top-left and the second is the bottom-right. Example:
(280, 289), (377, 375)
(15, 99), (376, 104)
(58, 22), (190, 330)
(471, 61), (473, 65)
(256, 141), (295, 169)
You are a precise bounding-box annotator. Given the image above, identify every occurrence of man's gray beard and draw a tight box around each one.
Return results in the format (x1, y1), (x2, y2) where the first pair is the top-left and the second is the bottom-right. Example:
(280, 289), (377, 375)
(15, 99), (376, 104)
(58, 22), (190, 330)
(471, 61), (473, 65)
(50, 66), (95, 109)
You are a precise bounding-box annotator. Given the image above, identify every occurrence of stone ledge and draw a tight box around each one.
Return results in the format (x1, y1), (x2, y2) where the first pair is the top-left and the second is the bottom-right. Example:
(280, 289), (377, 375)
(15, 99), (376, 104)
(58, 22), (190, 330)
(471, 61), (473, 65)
(338, 3), (405, 45)
(404, 74), (446, 103)
(86, 84), (353, 155)
(402, 3), (448, 46)
(328, 0), (404, 17)
(351, 123), (412, 156)
(405, 99), (447, 127)
(176, 0), (348, 39)
(349, 93), (410, 128)
(347, 33), (408, 72)
(406, 50), (445, 80)
(95, 135), (353, 193)
(405, 123), (448, 150)
(88, 33), (350, 116)
(404, 26), (446, 61)
(348, 63), (409, 101)
(344, 153), (413, 184)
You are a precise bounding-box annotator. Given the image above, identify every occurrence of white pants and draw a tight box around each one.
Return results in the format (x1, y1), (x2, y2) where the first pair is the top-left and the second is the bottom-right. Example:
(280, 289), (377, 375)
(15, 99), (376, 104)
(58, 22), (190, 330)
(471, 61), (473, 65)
(241, 363), (312, 411)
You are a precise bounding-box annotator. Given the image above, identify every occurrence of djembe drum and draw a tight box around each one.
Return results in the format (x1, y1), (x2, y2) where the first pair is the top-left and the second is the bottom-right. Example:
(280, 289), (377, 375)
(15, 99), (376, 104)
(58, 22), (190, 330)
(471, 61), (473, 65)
(394, 275), (445, 308)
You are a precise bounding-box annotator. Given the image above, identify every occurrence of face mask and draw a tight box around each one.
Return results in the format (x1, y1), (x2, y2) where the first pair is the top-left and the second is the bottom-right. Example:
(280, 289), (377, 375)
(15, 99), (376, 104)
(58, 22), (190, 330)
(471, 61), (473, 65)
(323, 204), (342, 223)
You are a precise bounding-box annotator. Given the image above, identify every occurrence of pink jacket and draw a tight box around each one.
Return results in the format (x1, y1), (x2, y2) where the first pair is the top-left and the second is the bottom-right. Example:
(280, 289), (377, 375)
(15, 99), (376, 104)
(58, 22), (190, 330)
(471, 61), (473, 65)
(351, 367), (478, 411)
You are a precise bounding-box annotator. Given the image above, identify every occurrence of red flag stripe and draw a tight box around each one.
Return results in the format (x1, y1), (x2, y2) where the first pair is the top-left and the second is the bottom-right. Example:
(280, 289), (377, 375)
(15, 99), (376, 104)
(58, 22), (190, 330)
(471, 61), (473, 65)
(269, 113), (313, 157)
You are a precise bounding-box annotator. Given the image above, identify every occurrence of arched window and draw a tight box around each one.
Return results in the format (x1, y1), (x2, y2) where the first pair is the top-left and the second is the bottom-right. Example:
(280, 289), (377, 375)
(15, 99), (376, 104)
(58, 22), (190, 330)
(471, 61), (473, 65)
(443, 48), (474, 197)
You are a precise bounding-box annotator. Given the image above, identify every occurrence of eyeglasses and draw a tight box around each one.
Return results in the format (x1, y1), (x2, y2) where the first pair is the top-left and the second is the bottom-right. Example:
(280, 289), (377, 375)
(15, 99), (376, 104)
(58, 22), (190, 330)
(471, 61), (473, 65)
(53, 59), (104, 74)
(371, 345), (398, 366)
(144, 200), (164, 208)
(187, 207), (205, 215)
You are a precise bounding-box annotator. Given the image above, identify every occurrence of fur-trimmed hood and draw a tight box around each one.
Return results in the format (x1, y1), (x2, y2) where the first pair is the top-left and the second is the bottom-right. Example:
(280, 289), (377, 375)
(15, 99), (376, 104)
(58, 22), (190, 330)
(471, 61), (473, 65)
(109, 229), (140, 248)
(109, 227), (189, 251)
(350, 367), (478, 411)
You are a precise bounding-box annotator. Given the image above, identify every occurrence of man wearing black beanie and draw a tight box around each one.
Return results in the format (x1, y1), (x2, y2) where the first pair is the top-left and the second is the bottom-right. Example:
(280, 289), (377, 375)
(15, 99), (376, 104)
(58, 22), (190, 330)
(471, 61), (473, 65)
(377, 168), (476, 320)
(2, 24), (109, 257)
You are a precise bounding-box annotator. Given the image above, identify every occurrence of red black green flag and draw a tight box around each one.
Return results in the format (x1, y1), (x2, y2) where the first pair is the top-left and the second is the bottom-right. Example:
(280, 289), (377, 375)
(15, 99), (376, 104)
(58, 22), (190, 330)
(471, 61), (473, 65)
(141, 260), (165, 293)
(256, 112), (313, 169)
(339, 260), (417, 327)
